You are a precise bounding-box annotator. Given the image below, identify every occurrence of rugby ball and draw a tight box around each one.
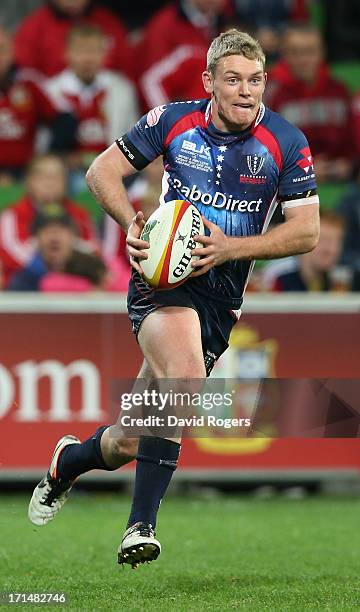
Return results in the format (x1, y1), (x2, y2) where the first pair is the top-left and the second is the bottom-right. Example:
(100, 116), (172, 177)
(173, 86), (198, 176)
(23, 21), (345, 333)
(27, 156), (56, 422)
(140, 200), (204, 290)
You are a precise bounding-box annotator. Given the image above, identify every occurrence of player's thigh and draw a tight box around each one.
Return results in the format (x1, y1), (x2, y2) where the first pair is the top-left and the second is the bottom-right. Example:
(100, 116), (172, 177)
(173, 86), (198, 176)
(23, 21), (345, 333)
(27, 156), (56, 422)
(138, 306), (206, 380)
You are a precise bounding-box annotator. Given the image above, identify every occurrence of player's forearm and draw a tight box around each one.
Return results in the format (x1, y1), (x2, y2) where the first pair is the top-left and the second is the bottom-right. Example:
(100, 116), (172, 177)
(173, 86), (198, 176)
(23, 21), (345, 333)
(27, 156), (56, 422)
(228, 215), (319, 261)
(86, 158), (135, 232)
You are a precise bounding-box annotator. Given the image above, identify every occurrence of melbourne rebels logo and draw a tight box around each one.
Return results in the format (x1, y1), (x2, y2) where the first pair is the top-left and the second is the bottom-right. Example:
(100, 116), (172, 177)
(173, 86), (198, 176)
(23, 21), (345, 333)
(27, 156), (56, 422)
(240, 154), (267, 185)
(246, 155), (266, 176)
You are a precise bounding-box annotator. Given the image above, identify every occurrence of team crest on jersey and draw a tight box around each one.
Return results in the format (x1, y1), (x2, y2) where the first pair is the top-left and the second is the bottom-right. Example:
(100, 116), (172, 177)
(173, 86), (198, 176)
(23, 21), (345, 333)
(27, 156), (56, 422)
(240, 154), (267, 185)
(146, 105), (166, 128)
(246, 155), (266, 176)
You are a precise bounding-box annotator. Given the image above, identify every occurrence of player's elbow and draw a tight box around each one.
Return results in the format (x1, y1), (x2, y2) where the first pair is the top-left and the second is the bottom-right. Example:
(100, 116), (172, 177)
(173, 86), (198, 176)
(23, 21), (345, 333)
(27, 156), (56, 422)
(86, 143), (129, 194)
(85, 156), (101, 193)
(86, 149), (113, 191)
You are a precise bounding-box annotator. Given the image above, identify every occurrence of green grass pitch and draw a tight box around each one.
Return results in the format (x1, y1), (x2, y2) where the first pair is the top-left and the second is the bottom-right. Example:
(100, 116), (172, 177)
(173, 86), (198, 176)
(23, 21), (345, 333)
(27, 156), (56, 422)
(1, 493), (360, 611)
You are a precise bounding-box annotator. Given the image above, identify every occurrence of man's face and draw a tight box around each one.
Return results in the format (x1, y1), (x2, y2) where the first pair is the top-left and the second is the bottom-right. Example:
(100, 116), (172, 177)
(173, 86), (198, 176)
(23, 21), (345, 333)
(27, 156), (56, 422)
(53, 0), (89, 16)
(37, 224), (74, 270)
(311, 221), (344, 272)
(27, 158), (66, 205)
(189, 0), (226, 16)
(67, 34), (106, 82)
(203, 55), (266, 132)
(283, 31), (323, 84)
(0, 29), (13, 77)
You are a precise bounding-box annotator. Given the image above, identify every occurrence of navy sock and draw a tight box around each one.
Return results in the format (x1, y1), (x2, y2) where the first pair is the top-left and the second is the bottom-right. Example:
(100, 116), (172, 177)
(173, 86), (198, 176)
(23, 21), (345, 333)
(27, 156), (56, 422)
(56, 426), (114, 482)
(127, 436), (181, 529)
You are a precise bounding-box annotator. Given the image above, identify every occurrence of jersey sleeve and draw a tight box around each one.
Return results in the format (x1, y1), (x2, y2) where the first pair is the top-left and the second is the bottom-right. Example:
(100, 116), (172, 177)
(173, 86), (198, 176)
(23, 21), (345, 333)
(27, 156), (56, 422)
(278, 130), (319, 211)
(115, 105), (168, 171)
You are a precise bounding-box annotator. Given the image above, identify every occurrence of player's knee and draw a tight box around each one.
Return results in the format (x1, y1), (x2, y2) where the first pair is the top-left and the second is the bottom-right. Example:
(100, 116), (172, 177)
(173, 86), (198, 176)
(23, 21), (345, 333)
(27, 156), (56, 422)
(109, 436), (138, 464)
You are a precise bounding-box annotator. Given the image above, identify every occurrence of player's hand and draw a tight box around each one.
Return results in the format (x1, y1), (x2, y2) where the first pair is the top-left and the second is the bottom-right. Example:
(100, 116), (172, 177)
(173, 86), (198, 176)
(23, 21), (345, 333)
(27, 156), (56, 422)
(190, 216), (230, 277)
(126, 211), (149, 275)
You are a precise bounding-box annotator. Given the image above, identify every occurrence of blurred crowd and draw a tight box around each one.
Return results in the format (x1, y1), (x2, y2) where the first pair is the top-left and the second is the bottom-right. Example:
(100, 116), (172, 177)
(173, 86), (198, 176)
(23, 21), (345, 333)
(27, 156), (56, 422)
(0, 0), (359, 293)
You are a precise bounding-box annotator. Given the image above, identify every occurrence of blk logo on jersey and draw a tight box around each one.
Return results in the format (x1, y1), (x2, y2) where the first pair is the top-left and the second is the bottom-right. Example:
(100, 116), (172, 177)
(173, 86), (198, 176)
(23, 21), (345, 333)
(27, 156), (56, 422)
(175, 137), (212, 173)
(181, 140), (211, 158)
(296, 147), (314, 174)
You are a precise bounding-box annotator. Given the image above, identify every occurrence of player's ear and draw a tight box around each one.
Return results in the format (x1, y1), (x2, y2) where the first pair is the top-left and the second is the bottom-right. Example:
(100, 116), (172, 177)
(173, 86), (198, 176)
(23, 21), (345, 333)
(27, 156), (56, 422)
(202, 71), (214, 95)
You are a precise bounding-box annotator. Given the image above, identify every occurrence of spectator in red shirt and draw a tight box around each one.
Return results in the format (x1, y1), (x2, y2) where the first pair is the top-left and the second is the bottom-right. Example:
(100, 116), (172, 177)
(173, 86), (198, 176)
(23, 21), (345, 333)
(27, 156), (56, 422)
(8, 206), (130, 292)
(8, 207), (106, 292)
(0, 27), (73, 180)
(0, 153), (98, 283)
(265, 25), (354, 182)
(137, 0), (229, 110)
(14, 0), (134, 80)
(45, 24), (139, 186)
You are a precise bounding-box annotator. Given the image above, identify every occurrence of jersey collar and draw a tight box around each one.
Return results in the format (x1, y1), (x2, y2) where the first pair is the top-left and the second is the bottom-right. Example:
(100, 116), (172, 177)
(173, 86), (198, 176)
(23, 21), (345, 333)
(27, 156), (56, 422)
(206, 101), (266, 143)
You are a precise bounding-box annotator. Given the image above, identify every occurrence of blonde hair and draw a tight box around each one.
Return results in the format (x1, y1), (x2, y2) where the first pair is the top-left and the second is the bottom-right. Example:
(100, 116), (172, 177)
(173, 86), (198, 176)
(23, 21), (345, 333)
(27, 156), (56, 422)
(207, 29), (266, 75)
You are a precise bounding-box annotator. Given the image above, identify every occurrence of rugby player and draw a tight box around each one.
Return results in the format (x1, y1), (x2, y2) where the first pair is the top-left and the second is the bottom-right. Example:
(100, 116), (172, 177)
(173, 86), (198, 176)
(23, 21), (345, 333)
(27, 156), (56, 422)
(28, 30), (320, 568)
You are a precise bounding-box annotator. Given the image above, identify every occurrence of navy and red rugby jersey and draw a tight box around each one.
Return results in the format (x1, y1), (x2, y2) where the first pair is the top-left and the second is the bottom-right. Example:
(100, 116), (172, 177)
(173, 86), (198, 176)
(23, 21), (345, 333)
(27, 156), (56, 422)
(116, 99), (318, 309)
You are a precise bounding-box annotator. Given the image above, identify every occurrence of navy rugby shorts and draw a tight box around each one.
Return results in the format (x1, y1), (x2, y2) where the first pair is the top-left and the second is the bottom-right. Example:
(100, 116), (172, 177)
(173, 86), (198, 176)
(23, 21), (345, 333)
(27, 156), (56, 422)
(127, 272), (238, 376)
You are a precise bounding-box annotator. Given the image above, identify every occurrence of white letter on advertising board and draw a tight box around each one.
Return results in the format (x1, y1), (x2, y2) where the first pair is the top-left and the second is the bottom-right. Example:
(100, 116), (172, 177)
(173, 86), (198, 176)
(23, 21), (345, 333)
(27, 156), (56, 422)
(14, 360), (102, 422)
(0, 364), (15, 418)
